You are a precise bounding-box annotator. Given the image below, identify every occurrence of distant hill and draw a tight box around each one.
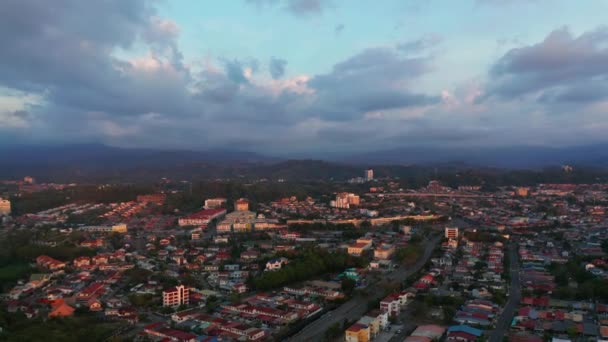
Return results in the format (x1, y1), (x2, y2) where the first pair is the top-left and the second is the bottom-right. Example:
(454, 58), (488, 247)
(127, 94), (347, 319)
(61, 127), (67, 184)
(1, 143), (608, 183)
(342, 144), (608, 169)
(0, 144), (275, 181)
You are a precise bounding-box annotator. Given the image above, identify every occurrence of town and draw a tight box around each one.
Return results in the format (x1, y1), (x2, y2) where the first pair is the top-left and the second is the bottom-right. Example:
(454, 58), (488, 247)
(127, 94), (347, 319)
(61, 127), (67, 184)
(1, 170), (608, 342)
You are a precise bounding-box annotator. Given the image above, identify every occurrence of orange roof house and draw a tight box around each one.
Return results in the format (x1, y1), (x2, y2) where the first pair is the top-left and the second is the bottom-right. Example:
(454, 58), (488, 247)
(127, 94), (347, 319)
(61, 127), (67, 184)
(48, 299), (75, 318)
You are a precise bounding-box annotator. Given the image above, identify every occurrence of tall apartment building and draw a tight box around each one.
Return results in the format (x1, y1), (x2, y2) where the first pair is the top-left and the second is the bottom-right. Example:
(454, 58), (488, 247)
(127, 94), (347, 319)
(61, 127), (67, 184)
(0, 198), (11, 215)
(445, 227), (459, 239)
(162, 285), (189, 307)
(365, 169), (374, 181)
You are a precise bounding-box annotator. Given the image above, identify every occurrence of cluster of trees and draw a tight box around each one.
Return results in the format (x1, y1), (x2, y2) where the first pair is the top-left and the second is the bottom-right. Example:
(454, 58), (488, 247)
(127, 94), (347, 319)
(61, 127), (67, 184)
(395, 245), (422, 266)
(548, 260), (608, 301)
(0, 315), (123, 342)
(254, 249), (365, 290)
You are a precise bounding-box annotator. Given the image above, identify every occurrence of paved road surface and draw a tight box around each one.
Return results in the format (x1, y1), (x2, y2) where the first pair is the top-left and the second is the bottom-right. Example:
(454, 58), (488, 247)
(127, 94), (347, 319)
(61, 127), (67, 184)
(287, 234), (442, 342)
(489, 244), (520, 342)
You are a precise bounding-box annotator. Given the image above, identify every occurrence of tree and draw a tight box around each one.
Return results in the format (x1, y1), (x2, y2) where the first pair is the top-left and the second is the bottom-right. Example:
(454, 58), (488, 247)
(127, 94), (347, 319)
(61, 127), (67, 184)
(341, 278), (356, 295)
(324, 322), (341, 340)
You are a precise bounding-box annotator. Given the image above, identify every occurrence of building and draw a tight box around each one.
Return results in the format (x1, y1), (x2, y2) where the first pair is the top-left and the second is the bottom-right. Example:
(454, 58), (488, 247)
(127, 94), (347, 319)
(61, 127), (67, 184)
(348, 242), (371, 256)
(235, 198), (249, 211)
(136, 194), (166, 204)
(217, 210), (256, 233)
(36, 255), (66, 270)
(365, 169), (374, 181)
(191, 229), (201, 240)
(204, 197), (227, 209)
(331, 193), (360, 209)
(178, 208), (226, 227)
(516, 187), (530, 197)
(345, 323), (370, 342)
(23, 176), (35, 184)
(163, 285), (189, 307)
(445, 227), (459, 239)
(265, 257), (289, 271)
(374, 244), (395, 260)
(0, 198), (10, 215)
(79, 223), (128, 234)
(48, 300), (75, 318)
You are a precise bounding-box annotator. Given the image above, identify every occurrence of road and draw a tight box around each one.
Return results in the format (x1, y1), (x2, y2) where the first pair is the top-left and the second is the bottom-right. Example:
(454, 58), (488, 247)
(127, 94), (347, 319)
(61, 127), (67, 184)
(488, 243), (520, 342)
(287, 234), (442, 342)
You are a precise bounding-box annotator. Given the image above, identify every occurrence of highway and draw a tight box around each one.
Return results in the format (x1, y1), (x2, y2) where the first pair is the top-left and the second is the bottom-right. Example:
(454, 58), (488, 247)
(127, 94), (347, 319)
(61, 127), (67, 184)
(488, 243), (520, 342)
(287, 234), (442, 342)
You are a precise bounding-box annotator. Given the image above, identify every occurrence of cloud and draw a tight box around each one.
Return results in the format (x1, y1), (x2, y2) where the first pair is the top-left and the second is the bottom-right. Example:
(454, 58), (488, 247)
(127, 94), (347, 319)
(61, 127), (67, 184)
(246, 0), (332, 17)
(475, 0), (540, 6)
(0, 110), (29, 128)
(269, 57), (288, 79)
(397, 34), (443, 53)
(308, 46), (440, 120)
(486, 27), (608, 103)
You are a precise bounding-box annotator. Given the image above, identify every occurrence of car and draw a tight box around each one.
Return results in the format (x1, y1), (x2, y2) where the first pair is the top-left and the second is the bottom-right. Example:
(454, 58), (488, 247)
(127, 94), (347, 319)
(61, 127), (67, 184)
(397, 329), (402, 334)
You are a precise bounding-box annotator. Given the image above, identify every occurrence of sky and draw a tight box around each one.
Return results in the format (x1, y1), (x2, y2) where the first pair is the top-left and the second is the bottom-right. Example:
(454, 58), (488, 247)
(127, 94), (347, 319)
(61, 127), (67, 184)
(1, 0), (608, 156)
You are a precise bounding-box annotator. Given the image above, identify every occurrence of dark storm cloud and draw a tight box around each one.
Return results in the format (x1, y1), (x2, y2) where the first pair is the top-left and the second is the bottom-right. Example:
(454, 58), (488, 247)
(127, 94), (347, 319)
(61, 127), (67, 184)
(0, 0), (196, 119)
(245, 0), (332, 17)
(309, 47), (439, 120)
(269, 57), (288, 79)
(486, 27), (608, 103)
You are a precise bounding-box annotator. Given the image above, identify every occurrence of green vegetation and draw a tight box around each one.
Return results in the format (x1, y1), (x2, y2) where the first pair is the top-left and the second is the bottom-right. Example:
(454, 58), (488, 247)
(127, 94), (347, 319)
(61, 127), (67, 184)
(341, 278), (356, 295)
(0, 263), (32, 291)
(548, 260), (608, 301)
(254, 249), (365, 290)
(324, 322), (342, 340)
(128, 293), (156, 308)
(0, 314), (123, 342)
(395, 242), (423, 266)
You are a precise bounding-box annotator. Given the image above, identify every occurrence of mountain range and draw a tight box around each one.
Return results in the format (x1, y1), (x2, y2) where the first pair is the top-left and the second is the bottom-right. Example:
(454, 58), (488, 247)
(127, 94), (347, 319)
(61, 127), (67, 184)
(0, 143), (607, 182)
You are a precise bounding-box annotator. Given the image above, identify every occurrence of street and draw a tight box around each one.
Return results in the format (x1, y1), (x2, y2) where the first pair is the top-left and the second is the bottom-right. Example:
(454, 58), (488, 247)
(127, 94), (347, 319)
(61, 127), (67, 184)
(488, 243), (520, 342)
(287, 234), (442, 342)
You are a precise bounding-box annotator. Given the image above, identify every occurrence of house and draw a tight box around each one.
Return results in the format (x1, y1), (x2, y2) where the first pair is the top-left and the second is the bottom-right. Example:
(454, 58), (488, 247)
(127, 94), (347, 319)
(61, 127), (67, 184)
(48, 300), (75, 318)
(380, 294), (401, 316)
(36, 255), (66, 270)
(74, 256), (91, 268)
(88, 298), (103, 311)
(80, 239), (104, 248)
(374, 244), (395, 260)
(345, 323), (370, 342)
(447, 325), (483, 341)
(348, 242), (371, 257)
(265, 257), (289, 271)
(410, 325), (446, 340)
(358, 310), (388, 338)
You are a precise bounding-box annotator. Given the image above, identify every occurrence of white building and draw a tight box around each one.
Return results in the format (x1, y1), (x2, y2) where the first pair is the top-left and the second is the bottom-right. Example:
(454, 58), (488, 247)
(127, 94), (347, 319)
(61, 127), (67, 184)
(204, 198), (227, 209)
(265, 257), (289, 271)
